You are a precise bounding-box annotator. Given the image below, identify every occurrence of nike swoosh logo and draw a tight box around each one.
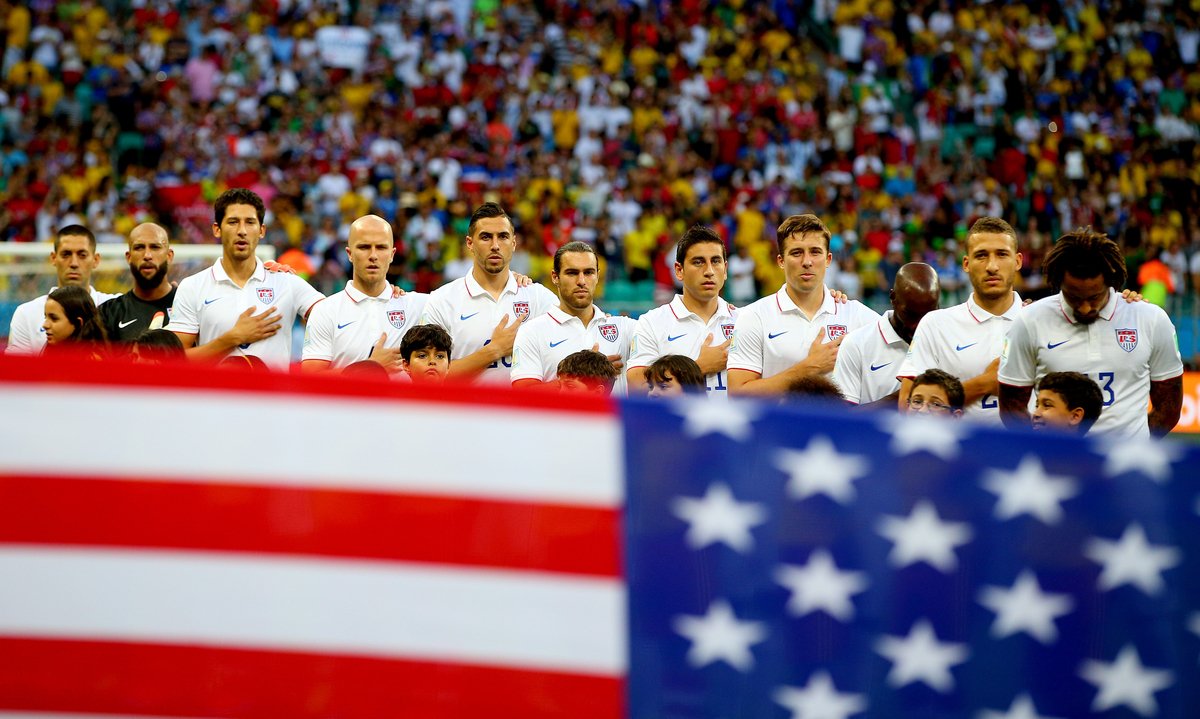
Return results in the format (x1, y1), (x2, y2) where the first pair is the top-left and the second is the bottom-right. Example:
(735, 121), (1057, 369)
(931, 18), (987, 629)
(1047, 340), (1068, 349)
(768, 331), (788, 339)
(549, 339), (568, 348)
(955, 342), (977, 351)
(118, 319), (137, 328)
(337, 322), (355, 330)
(203, 297), (222, 305)
(460, 312), (480, 321)
(667, 334), (687, 342)
(870, 362), (892, 371)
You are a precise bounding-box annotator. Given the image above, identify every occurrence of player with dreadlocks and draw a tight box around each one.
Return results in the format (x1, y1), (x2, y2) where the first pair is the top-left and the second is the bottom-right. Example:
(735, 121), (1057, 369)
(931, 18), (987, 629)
(998, 227), (1183, 438)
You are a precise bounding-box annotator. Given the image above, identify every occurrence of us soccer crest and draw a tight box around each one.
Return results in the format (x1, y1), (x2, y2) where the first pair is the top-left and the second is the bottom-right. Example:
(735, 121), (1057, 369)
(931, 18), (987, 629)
(599, 324), (619, 342)
(826, 324), (848, 340)
(721, 323), (735, 340)
(512, 301), (530, 319)
(256, 287), (275, 305)
(1116, 328), (1138, 352)
(388, 310), (406, 329)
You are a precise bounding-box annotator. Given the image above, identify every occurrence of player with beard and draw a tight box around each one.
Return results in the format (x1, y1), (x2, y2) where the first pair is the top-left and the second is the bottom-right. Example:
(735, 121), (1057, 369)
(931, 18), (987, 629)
(100, 223), (177, 345)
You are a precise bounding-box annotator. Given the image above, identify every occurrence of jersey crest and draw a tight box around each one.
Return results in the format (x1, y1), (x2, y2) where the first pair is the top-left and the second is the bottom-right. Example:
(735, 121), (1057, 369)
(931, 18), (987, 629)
(256, 287), (275, 305)
(721, 323), (735, 340)
(599, 323), (619, 342)
(826, 324), (848, 340)
(388, 310), (406, 329)
(1116, 328), (1138, 352)
(512, 301), (530, 319)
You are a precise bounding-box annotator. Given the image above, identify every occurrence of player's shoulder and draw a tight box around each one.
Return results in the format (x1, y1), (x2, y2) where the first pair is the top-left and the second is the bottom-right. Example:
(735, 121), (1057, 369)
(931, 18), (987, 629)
(13, 293), (48, 316)
(739, 293), (777, 316)
(427, 277), (465, 300)
(841, 299), (881, 321)
(635, 302), (674, 325)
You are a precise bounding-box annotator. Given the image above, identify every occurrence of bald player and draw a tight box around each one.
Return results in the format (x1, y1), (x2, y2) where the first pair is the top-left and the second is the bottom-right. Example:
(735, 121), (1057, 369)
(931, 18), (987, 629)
(100, 223), (177, 344)
(302, 215), (427, 374)
(833, 262), (939, 408)
(6, 224), (119, 355)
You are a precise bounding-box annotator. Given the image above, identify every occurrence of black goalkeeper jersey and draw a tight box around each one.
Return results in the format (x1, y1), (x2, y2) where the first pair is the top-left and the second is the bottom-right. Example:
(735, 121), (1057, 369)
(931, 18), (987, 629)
(99, 288), (178, 343)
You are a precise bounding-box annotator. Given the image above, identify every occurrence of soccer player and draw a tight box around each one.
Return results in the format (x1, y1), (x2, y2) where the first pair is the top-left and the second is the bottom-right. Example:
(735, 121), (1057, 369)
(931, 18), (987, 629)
(99, 223), (176, 344)
(626, 225), (738, 398)
(998, 227), (1184, 438)
(420, 202), (558, 384)
(645, 355), (707, 398)
(399, 324), (452, 384)
(302, 215), (427, 374)
(905, 369), (965, 418)
(511, 241), (634, 393)
(6, 224), (119, 355)
(168, 188), (325, 369)
(728, 214), (879, 396)
(896, 217), (1024, 423)
(833, 262), (939, 407)
(1031, 371), (1104, 435)
(556, 349), (620, 395)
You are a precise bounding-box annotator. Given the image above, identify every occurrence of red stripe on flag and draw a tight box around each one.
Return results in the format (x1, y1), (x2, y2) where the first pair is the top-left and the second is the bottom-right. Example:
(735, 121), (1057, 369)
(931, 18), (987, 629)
(0, 637), (625, 719)
(0, 475), (620, 577)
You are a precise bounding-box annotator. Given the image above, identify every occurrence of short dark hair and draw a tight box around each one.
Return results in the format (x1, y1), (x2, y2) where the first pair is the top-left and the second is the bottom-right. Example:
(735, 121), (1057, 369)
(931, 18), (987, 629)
(132, 328), (184, 362)
(553, 241), (599, 274)
(55, 224), (96, 251)
(786, 375), (845, 400)
(646, 354), (705, 392)
(467, 202), (514, 237)
(1043, 226), (1128, 291)
(214, 188), (266, 225)
(675, 224), (725, 264)
(400, 324), (452, 362)
(965, 216), (1018, 253)
(557, 349), (618, 390)
(47, 285), (107, 344)
(910, 368), (965, 410)
(1037, 371), (1104, 433)
(776, 214), (831, 254)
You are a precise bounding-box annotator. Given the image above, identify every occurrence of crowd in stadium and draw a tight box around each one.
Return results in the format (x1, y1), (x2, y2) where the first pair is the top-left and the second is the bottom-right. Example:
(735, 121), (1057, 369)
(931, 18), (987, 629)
(2, 0), (1200, 308)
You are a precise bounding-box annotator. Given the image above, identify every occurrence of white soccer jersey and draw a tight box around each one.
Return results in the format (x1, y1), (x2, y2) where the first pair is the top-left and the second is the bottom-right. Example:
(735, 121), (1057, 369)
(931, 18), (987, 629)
(420, 271), (558, 384)
(627, 295), (738, 399)
(302, 284), (429, 371)
(511, 305), (636, 395)
(833, 310), (909, 405)
(728, 285), (880, 381)
(167, 259), (325, 370)
(897, 292), (1022, 424)
(5, 286), (119, 355)
(999, 289), (1184, 439)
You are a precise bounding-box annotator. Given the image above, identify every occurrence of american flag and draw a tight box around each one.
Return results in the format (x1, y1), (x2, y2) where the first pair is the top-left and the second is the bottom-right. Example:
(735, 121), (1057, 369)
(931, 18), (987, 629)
(623, 397), (1200, 719)
(0, 355), (624, 718)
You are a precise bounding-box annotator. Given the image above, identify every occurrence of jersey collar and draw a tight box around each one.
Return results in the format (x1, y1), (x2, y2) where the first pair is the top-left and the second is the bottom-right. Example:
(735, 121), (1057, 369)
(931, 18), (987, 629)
(547, 304), (609, 327)
(877, 310), (904, 345)
(464, 270), (518, 299)
(775, 284), (836, 318)
(1058, 287), (1117, 324)
(212, 258), (265, 285)
(966, 291), (1022, 323)
(345, 282), (392, 304)
(669, 294), (733, 321)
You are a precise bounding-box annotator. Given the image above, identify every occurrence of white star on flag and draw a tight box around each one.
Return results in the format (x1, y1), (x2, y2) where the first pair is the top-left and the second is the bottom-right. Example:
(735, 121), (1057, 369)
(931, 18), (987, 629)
(674, 397), (759, 441)
(881, 412), (966, 459)
(1097, 435), (1180, 482)
(774, 436), (870, 504)
(1079, 645), (1174, 717)
(773, 670), (867, 719)
(1083, 523), (1181, 596)
(874, 619), (969, 693)
(977, 693), (1063, 719)
(673, 599), (767, 672)
(977, 570), (1074, 644)
(775, 549), (869, 621)
(1189, 613), (1200, 639)
(671, 482), (767, 554)
(877, 501), (973, 573)
(982, 455), (1078, 524)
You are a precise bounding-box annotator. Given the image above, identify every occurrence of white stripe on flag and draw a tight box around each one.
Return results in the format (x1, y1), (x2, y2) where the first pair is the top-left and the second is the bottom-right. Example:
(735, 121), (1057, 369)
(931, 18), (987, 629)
(0, 385), (622, 506)
(0, 546), (626, 676)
